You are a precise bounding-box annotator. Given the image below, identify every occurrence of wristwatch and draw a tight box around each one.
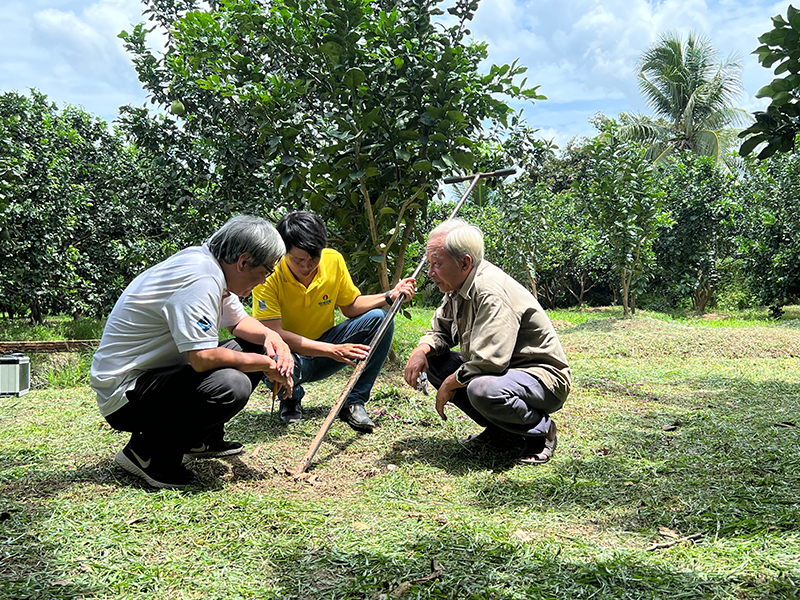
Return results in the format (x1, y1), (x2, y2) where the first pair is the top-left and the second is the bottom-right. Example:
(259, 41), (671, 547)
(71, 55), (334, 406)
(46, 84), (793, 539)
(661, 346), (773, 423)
(384, 290), (394, 306)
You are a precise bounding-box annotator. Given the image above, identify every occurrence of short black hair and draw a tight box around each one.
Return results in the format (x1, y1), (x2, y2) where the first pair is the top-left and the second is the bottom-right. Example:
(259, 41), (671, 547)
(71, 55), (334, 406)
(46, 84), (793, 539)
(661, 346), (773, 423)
(275, 211), (327, 258)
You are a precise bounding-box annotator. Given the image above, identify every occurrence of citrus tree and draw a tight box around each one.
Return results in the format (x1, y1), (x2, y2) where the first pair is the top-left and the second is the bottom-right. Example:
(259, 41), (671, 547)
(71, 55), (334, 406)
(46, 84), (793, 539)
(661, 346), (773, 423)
(120, 0), (544, 292)
(0, 90), (169, 321)
(574, 118), (670, 317)
(739, 5), (800, 159)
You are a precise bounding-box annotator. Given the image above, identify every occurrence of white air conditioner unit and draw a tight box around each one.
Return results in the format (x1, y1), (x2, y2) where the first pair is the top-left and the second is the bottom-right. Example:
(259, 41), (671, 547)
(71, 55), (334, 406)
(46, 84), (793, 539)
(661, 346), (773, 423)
(1, 354), (30, 397)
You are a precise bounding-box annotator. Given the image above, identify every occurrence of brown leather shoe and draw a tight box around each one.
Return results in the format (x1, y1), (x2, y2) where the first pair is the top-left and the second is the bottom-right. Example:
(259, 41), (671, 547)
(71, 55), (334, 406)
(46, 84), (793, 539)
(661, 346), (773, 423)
(339, 404), (375, 432)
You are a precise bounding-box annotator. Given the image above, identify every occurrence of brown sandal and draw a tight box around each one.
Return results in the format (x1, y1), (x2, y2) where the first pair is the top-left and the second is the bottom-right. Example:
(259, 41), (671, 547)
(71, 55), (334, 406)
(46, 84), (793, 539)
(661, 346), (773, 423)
(518, 420), (557, 465)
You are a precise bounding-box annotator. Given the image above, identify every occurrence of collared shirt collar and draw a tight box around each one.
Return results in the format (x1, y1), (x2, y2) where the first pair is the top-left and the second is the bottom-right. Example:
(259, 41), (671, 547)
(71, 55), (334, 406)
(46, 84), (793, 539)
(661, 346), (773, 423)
(454, 259), (482, 300)
(277, 252), (326, 290)
(202, 243), (230, 296)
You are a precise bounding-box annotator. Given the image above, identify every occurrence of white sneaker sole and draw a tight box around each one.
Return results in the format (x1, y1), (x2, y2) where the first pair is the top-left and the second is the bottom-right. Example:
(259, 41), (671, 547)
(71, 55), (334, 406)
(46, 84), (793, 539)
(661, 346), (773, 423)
(115, 450), (192, 489)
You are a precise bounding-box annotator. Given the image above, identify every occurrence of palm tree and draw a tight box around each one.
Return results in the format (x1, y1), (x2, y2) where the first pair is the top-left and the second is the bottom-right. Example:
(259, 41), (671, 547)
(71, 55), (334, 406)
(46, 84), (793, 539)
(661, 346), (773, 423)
(623, 31), (751, 171)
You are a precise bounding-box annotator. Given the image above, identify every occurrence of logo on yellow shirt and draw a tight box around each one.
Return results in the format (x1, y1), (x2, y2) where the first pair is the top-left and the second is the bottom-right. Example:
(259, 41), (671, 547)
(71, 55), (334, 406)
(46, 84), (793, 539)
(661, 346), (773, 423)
(258, 300), (267, 311)
(319, 294), (332, 306)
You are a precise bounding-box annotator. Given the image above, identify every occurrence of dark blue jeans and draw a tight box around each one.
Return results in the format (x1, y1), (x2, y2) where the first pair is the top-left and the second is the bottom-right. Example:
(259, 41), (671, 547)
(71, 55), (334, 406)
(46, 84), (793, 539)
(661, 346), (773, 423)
(287, 308), (392, 406)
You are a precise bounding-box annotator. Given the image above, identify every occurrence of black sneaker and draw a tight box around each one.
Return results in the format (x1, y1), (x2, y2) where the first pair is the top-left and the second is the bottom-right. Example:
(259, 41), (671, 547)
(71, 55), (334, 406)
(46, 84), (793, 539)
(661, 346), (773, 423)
(184, 440), (244, 460)
(115, 445), (196, 489)
(339, 404), (375, 433)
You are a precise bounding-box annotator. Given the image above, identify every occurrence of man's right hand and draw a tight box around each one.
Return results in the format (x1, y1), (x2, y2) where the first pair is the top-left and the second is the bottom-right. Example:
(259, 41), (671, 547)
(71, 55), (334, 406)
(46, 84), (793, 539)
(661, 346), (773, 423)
(404, 345), (429, 389)
(264, 358), (294, 399)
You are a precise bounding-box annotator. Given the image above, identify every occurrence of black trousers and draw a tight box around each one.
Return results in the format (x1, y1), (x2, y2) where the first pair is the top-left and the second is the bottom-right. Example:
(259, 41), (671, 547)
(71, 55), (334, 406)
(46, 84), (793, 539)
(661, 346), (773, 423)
(105, 338), (264, 459)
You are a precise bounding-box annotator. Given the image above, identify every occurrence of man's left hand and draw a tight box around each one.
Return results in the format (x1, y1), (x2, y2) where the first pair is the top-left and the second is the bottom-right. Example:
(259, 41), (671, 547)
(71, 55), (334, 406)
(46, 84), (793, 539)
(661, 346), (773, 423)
(263, 329), (294, 377)
(435, 373), (464, 421)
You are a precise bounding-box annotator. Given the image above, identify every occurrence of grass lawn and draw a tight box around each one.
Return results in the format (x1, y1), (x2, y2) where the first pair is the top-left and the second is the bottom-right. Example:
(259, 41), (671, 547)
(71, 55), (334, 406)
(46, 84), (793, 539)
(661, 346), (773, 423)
(1, 307), (799, 599)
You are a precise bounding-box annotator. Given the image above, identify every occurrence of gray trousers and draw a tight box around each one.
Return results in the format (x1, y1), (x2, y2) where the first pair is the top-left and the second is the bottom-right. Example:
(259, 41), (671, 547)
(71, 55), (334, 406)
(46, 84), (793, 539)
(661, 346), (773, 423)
(427, 352), (562, 437)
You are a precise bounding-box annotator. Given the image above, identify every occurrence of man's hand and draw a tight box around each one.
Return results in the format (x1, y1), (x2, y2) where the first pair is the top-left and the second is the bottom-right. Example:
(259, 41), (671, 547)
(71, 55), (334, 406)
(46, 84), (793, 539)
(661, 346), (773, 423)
(389, 277), (417, 305)
(263, 357), (294, 400)
(327, 342), (370, 367)
(404, 345), (429, 388)
(434, 373), (464, 421)
(263, 328), (294, 377)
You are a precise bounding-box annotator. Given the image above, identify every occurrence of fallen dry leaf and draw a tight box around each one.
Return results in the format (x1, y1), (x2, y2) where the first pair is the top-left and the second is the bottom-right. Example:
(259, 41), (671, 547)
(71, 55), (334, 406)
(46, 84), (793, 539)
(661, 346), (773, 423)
(514, 529), (533, 542)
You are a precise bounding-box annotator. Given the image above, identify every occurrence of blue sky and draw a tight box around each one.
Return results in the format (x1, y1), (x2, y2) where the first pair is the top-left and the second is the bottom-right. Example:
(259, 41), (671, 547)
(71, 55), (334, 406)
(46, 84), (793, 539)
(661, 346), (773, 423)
(0, 0), (788, 147)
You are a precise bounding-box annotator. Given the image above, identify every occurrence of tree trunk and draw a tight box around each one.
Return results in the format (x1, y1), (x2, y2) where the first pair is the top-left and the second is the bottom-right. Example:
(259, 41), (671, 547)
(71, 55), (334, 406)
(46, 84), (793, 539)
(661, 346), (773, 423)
(30, 298), (43, 325)
(692, 276), (714, 314)
(621, 269), (630, 318)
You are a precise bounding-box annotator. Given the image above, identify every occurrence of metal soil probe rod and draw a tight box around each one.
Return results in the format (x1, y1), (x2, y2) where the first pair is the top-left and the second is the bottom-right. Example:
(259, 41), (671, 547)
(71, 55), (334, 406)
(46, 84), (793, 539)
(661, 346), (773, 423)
(291, 167), (516, 475)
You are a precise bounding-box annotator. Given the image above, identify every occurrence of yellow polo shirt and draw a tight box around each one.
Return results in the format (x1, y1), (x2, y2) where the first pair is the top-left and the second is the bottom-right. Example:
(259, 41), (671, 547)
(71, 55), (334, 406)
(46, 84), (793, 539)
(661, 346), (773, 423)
(252, 248), (361, 340)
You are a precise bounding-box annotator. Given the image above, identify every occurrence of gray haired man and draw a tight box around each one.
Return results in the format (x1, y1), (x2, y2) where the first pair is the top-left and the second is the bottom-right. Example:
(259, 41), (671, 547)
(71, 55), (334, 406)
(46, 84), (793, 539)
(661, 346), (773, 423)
(91, 215), (294, 488)
(404, 219), (571, 464)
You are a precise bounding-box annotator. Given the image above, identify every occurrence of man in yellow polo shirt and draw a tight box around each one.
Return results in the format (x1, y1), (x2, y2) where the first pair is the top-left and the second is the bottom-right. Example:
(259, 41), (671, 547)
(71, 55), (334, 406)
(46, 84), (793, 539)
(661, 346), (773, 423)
(253, 211), (415, 432)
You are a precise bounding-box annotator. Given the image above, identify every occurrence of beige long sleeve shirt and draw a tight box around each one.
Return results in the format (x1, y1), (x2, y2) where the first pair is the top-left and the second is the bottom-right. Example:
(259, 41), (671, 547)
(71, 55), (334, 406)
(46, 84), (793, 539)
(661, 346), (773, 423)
(419, 260), (571, 402)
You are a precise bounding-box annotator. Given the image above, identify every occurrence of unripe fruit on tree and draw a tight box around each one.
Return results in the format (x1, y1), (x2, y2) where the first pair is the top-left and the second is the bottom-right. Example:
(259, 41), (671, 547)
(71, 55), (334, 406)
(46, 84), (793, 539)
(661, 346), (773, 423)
(170, 100), (186, 115)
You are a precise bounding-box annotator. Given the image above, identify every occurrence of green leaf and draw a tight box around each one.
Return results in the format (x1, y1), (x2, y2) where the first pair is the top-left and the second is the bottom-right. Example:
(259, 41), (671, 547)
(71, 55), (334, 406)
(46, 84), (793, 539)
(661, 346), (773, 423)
(738, 134), (767, 156)
(420, 112), (435, 126)
(319, 40), (343, 64)
(370, 255), (384, 262)
(789, 5), (800, 30)
(756, 84), (775, 98)
(772, 91), (793, 105)
(344, 67), (366, 89)
(412, 159), (432, 172)
(399, 129), (420, 141)
(379, 207), (397, 215)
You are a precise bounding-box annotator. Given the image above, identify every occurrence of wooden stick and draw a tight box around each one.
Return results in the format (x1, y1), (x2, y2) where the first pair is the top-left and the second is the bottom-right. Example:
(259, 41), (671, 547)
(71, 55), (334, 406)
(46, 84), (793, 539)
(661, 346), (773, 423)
(645, 533), (701, 551)
(291, 361), (367, 475)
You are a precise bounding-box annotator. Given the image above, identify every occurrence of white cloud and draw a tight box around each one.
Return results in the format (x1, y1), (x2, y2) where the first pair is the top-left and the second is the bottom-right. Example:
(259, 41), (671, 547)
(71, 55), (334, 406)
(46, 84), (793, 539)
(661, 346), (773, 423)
(0, 0), (788, 137)
(1, 0), (153, 124)
(469, 0), (783, 139)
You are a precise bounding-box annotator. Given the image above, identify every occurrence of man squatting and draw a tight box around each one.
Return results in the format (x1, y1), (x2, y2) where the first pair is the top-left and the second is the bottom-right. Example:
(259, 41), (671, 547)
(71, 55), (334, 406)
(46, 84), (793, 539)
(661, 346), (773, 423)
(90, 215), (294, 489)
(404, 219), (571, 464)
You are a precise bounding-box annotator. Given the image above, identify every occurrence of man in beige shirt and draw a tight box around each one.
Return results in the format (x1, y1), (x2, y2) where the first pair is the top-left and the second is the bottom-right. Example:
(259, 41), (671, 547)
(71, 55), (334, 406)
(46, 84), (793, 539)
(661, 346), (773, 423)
(404, 219), (571, 464)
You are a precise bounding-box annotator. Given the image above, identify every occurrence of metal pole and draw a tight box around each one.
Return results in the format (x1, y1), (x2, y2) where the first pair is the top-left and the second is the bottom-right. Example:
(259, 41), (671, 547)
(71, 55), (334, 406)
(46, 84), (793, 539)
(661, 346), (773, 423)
(291, 167), (516, 475)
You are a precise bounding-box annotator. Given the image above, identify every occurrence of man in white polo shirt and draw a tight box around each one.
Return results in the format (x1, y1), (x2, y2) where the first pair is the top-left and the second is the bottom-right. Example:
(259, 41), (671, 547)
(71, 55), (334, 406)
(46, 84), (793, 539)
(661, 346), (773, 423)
(91, 215), (294, 489)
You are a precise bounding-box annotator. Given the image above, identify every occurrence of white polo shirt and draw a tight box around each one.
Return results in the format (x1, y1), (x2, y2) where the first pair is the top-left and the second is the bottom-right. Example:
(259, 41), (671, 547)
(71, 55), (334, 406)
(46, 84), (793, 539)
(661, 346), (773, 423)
(90, 244), (247, 417)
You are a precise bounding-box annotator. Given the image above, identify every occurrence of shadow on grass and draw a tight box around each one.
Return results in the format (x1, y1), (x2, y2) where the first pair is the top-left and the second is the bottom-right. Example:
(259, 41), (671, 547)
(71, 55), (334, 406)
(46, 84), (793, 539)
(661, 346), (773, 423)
(375, 373), (800, 543)
(383, 435), (522, 475)
(268, 529), (797, 599)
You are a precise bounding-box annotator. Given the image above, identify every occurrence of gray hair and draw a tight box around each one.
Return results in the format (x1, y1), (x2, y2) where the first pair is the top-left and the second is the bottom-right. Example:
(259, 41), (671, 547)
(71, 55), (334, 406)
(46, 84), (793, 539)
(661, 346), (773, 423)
(429, 218), (484, 264)
(207, 215), (285, 268)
